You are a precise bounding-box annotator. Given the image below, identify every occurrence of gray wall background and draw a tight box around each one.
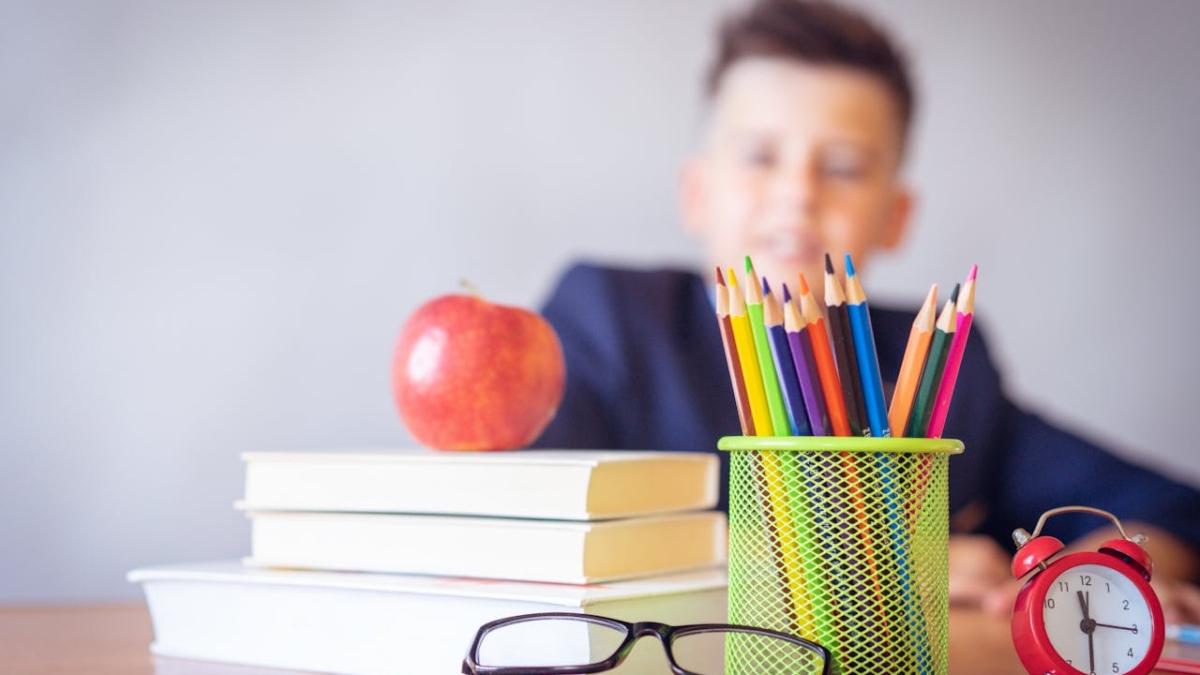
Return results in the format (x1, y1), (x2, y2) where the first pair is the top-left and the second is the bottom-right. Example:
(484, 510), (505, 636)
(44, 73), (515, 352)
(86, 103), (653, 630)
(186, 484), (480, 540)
(3, 1), (1198, 602)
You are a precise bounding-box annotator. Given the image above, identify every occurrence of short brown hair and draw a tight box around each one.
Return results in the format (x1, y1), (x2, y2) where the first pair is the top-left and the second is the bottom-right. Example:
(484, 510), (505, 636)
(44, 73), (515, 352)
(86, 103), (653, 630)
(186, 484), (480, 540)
(706, 0), (915, 145)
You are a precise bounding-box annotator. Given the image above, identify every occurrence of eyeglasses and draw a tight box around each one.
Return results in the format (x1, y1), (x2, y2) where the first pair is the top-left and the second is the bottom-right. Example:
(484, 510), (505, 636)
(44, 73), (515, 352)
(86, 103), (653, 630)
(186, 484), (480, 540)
(462, 612), (831, 675)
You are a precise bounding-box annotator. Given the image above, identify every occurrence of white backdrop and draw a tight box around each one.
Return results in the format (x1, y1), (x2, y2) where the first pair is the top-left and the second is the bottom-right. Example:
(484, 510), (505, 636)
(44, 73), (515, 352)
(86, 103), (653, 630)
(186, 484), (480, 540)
(2, 0), (1198, 601)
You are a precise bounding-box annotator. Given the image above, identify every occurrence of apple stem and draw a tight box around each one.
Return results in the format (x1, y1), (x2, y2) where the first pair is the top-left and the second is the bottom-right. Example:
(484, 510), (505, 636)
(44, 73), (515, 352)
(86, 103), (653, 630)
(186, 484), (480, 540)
(459, 279), (482, 299)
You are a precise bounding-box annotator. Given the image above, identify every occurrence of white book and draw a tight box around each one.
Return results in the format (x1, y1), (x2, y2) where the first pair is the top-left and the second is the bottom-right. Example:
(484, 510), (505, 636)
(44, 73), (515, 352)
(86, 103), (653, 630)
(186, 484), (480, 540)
(239, 449), (718, 521)
(129, 560), (728, 675)
(242, 509), (728, 584)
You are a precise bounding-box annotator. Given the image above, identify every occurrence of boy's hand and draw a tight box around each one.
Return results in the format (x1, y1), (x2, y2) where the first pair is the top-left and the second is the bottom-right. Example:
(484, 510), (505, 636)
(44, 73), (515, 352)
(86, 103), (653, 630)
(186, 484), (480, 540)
(948, 534), (1013, 608)
(1152, 579), (1200, 625)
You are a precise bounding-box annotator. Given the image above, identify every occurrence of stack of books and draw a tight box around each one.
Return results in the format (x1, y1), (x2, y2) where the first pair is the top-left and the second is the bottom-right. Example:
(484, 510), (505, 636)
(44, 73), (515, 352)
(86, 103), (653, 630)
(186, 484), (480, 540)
(129, 449), (729, 675)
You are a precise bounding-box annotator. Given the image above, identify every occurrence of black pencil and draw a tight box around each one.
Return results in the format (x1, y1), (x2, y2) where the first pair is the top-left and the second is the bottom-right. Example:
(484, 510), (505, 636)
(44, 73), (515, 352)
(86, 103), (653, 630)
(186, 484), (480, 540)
(824, 253), (867, 436)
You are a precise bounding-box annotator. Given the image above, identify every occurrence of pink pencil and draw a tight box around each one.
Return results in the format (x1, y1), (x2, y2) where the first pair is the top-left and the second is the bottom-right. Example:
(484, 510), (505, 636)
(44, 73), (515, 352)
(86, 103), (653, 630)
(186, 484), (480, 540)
(926, 265), (977, 438)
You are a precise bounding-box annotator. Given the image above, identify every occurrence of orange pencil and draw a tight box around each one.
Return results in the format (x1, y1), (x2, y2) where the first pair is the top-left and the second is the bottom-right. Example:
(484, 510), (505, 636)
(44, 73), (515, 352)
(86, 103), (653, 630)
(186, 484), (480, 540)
(796, 272), (851, 436)
(715, 267), (755, 436)
(887, 283), (938, 437)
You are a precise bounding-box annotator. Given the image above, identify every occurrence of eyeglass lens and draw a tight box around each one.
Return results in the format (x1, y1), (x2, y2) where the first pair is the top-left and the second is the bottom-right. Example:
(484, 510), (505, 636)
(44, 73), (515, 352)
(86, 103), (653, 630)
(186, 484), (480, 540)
(477, 617), (625, 668)
(673, 630), (824, 675)
(475, 617), (824, 675)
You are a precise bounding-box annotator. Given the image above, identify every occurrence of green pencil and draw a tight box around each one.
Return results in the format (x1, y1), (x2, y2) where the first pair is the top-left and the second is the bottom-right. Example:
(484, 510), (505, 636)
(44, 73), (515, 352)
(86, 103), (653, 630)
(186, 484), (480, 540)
(907, 284), (959, 438)
(744, 256), (791, 437)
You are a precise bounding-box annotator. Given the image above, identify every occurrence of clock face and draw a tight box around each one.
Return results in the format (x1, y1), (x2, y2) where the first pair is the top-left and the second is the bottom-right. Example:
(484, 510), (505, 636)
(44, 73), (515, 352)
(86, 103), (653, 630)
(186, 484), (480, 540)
(1040, 562), (1155, 674)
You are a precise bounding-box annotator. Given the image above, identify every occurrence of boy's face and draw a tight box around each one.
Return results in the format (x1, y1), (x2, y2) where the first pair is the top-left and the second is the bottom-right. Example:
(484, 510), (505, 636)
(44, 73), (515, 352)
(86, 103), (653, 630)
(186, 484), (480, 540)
(681, 57), (913, 302)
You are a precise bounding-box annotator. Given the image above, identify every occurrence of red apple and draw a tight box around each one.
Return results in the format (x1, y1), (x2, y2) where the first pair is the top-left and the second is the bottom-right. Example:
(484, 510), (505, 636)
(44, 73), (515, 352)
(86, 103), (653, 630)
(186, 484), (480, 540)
(392, 292), (566, 451)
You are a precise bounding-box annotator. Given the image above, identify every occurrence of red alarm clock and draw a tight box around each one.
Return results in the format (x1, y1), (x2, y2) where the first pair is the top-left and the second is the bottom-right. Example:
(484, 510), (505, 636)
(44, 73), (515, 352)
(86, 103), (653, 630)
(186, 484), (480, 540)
(1010, 506), (1165, 675)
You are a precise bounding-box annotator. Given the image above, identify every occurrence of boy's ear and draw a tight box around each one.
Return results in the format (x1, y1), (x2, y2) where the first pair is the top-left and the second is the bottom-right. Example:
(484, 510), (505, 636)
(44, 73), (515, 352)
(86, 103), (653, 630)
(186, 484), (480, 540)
(881, 185), (915, 250)
(678, 157), (708, 236)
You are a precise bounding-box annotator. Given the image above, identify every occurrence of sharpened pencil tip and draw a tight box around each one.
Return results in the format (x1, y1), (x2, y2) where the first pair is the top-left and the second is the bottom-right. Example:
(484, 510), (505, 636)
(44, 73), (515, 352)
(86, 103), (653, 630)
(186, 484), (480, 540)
(824, 252), (834, 274)
(781, 283), (792, 303)
(950, 283), (961, 303)
(761, 276), (771, 296)
(967, 264), (978, 282)
(727, 267), (739, 287)
(844, 253), (857, 277)
(744, 255), (754, 275)
(715, 266), (725, 286)
(797, 272), (810, 296)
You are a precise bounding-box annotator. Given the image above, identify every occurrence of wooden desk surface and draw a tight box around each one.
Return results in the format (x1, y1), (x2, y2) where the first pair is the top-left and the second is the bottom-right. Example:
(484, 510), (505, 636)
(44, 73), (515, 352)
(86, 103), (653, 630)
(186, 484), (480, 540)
(1, 603), (1194, 675)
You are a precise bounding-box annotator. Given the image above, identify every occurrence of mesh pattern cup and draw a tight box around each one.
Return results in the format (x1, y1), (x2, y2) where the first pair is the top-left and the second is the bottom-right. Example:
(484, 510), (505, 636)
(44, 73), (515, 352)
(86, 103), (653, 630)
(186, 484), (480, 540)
(718, 436), (963, 675)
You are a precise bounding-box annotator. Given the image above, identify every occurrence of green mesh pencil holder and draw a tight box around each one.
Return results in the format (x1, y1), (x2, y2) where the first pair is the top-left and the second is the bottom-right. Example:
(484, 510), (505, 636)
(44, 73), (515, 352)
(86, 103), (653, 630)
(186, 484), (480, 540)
(718, 436), (963, 675)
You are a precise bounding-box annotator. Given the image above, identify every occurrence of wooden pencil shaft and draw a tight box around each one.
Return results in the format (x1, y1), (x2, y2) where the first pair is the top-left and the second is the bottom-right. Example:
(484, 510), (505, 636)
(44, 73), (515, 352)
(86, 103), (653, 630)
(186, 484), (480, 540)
(728, 271), (774, 436)
(828, 303), (867, 436)
(746, 287), (791, 437)
(888, 285), (937, 437)
(767, 323), (811, 436)
(844, 272), (890, 438)
(792, 327), (830, 436)
(718, 313), (755, 436)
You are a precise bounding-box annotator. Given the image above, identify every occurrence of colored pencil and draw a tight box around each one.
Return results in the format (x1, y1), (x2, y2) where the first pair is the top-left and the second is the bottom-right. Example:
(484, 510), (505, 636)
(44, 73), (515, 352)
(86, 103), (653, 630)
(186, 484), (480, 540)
(795, 274), (878, 644)
(727, 269), (774, 436)
(782, 281), (841, 649)
(845, 255), (927, 669)
(908, 283), (958, 438)
(782, 284), (829, 436)
(887, 283), (938, 437)
(843, 254), (890, 438)
(824, 253), (868, 436)
(744, 257), (791, 437)
(762, 278), (811, 436)
(926, 265), (977, 439)
(796, 272), (852, 436)
(715, 268), (755, 436)
(729, 271), (808, 632)
(748, 448), (801, 632)
(1167, 623), (1200, 646)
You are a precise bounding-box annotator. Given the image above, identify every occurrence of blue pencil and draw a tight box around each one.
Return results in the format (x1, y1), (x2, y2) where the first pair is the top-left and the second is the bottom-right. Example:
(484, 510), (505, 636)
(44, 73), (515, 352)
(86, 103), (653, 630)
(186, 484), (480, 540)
(843, 254), (891, 438)
(1168, 623), (1200, 645)
(762, 278), (811, 435)
(845, 254), (929, 670)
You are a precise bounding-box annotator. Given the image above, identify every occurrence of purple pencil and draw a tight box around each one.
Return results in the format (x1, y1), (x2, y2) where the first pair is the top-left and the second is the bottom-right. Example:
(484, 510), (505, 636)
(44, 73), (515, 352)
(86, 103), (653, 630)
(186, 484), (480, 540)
(783, 283), (830, 436)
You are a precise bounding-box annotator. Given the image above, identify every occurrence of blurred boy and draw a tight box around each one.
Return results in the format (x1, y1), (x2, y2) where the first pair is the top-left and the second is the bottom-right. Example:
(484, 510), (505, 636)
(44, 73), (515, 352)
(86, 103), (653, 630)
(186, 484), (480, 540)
(533, 0), (1199, 629)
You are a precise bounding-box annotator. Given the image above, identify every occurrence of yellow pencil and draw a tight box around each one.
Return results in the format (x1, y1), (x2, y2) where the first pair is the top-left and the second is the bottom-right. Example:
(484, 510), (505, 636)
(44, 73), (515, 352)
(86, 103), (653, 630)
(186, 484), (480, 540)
(727, 269), (774, 436)
(729, 267), (810, 631)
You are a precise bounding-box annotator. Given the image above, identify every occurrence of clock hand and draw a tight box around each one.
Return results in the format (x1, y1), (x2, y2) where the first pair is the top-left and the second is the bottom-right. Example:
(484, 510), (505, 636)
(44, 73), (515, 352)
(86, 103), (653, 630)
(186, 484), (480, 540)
(1075, 590), (1097, 672)
(1088, 627), (1096, 674)
(1094, 622), (1138, 632)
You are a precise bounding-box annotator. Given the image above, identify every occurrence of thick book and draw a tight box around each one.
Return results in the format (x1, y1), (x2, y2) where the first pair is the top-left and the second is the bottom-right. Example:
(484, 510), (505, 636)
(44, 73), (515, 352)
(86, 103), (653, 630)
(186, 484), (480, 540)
(129, 560), (728, 675)
(238, 449), (719, 521)
(242, 509), (728, 584)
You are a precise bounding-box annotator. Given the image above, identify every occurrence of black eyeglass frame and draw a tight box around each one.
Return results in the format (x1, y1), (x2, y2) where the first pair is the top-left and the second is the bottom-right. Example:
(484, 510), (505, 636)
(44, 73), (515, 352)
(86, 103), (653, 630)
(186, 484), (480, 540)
(462, 611), (831, 675)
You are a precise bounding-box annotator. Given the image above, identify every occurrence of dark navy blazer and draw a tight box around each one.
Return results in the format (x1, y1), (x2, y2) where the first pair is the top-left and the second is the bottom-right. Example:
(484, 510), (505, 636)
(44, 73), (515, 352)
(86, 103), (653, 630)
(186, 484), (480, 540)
(532, 262), (1200, 552)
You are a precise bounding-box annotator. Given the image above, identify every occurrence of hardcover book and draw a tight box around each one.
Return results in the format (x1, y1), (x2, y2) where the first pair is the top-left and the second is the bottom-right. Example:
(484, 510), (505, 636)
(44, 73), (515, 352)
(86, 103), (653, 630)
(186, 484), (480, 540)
(243, 509), (728, 584)
(130, 560), (728, 675)
(238, 448), (718, 520)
